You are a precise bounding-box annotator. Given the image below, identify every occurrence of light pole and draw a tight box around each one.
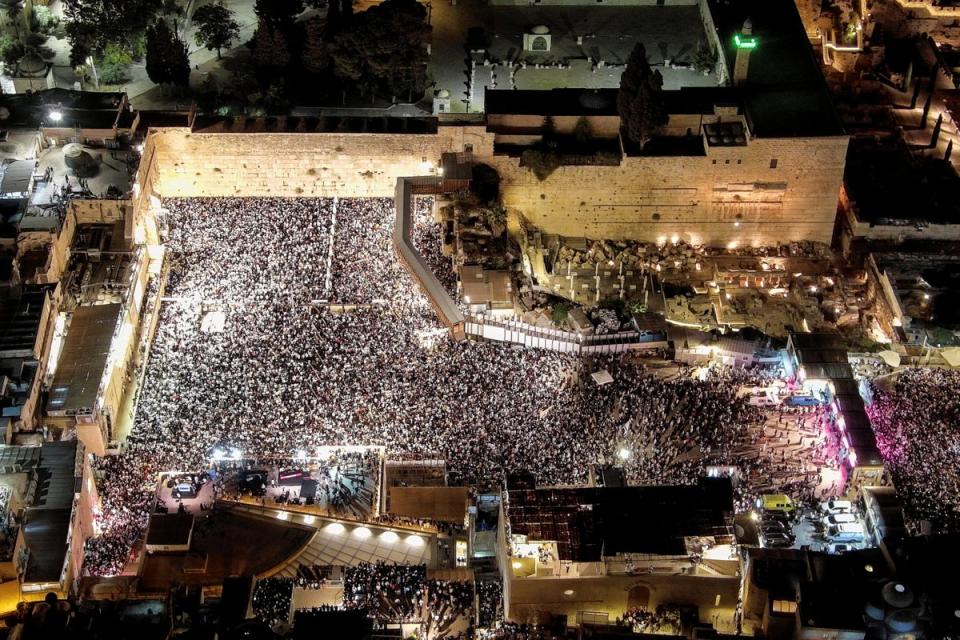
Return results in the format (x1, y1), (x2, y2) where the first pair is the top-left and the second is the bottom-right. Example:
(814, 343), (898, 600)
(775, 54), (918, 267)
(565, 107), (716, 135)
(86, 56), (100, 89)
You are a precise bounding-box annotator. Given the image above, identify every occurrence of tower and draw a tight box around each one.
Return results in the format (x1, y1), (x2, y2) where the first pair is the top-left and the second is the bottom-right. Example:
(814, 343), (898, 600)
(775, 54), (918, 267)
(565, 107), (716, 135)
(733, 18), (756, 86)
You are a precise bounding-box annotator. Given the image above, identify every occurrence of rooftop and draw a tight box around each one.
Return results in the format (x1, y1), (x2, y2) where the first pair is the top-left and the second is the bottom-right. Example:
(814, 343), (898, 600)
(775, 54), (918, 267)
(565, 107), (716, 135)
(505, 476), (734, 562)
(47, 303), (121, 415)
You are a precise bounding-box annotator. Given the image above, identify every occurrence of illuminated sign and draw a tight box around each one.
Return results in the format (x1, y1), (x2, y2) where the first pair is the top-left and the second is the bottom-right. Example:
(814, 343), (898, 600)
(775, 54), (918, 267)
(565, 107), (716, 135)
(734, 34), (758, 49)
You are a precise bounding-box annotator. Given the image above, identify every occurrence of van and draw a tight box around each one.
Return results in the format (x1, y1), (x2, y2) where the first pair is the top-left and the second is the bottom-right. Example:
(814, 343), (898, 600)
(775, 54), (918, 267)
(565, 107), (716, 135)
(821, 499), (853, 514)
(827, 523), (865, 543)
(823, 513), (857, 526)
(749, 395), (780, 406)
(760, 494), (796, 513)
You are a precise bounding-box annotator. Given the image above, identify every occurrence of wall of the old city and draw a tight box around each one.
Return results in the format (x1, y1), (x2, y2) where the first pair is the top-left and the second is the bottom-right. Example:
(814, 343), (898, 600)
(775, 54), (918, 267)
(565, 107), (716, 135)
(491, 135), (849, 246)
(139, 127), (846, 248)
(141, 127), (490, 199)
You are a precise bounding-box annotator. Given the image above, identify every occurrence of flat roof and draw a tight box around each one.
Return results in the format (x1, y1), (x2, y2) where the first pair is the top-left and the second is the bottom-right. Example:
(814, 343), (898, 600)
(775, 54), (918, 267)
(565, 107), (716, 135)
(146, 513), (195, 546)
(0, 285), (49, 356)
(711, 0), (844, 137)
(47, 303), (121, 414)
(22, 507), (71, 584)
(388, 486), (469, 523)
(0, 89), (125, 130)
(506, 477), (733, 561)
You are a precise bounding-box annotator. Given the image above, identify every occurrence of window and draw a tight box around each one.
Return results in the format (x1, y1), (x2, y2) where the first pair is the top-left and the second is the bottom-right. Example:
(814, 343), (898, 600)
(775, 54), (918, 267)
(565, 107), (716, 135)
(737, 159), (742, 164)
(772, 600), (797, 614)
(712, 159), (717, 164)
(770, 158), (778, 169)
(464, 143), (473, 153)
(725, 159), (730, 164)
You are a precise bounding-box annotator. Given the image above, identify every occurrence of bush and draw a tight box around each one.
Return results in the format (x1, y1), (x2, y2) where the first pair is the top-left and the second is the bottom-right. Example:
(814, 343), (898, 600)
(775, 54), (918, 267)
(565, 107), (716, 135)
(521, 148), (560, 181)
(0, 35), (22, 67)
(551, 302), (570, 326)
(31, 6), (59, 34)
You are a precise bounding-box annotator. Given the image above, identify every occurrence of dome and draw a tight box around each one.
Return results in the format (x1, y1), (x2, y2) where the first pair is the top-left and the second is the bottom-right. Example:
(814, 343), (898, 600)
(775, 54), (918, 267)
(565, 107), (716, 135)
(578, 90), (611, 111)
(0, 107), (9, 121)
(881, 582), (915, 609)
(17, 52), (47, 77)
(437, 89), (450, 99)
(63, 144), (99, 178)
(531, 24), (550, 35)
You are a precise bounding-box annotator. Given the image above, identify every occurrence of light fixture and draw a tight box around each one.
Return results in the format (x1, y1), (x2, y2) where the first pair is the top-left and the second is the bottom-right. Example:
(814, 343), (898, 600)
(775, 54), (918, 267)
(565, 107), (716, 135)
(380, 531), (399, 543)
(325, 522), (346, 535)
(563, 589), (575, 596)
(512, 561), (522, 570)
(303, 515), (315, 525)
(277, 511), (288, 521)
(405, 534), (425, 547)
(48, 110), (62, 122)
(617, 447), (631, 461)
(353, 526), (372, 539)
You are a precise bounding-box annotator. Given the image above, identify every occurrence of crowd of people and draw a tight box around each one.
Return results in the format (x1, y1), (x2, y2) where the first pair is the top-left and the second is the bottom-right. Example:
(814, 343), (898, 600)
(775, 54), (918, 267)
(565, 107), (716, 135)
(422, 579), (475, 639)
(343, 561), (426, 622)
(868, 367), (960, 531)
(252, 577), (294, 629)
(477, 579), (503, 629)
(82, 196), (815, 575)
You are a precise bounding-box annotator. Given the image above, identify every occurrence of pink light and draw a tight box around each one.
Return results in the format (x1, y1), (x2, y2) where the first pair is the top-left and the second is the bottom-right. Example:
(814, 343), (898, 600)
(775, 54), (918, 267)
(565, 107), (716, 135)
(848, 450), (858, 466)
(836, 415), (846, 432)
(842, 434), (850, 449)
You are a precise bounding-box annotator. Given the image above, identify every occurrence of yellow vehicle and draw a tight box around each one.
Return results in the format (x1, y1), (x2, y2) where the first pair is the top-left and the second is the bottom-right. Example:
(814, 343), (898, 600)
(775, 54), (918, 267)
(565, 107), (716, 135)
(759, 494), (796, 513)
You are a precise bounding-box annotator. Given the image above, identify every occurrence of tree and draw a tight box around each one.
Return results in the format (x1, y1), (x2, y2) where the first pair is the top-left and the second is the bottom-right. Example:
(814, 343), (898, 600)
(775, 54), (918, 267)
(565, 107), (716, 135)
(254, 0), (303, 28)
(254, 20), (290, 70)
(145, 18), (175, 84)
(63, 0), (165, 62)
(329, 0), (430, 100)
(168, 31), (191, 87)
(302, 18), (328, 74)
(192, 2), (239, 59)
(98, 42), (133, 84)
(145, 18), (189, 87)
(341, 0), (353, 21)
(617, 43), (668, 149)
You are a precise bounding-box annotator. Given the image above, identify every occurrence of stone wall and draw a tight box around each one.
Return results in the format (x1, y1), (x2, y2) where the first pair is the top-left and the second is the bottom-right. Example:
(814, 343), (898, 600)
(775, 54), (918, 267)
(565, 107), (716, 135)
(142, 127), (490, 199)
(138, 127), (845, 248)
(490, 135), (849, 246)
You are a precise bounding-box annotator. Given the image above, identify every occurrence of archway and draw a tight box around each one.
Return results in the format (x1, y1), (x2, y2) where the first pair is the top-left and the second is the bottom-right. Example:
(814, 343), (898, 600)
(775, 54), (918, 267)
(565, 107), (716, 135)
(628, 584), (651, 610)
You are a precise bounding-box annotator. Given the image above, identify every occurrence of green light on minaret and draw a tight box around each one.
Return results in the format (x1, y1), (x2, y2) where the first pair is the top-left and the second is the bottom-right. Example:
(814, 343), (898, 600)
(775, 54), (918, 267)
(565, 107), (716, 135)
(734, 33), (758, 49)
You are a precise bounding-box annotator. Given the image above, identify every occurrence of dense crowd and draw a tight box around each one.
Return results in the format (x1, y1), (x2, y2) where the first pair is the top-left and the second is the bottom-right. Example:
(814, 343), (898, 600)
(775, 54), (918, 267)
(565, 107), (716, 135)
(343, 561), (426, 622)
(477, 579), (503, 628)
(252, 577), (294, 628)
(423, 579), (474, 639)
(868, 367), (960, 531)
(82, 196), (789, 575)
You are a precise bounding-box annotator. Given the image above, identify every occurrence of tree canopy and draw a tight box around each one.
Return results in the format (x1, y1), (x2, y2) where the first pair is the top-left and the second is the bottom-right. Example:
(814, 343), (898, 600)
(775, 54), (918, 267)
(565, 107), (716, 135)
(63, 0), (164, 63)
(617, 43), (668, 149)
(329, 0), (430, 99)
(192, 1), (240, 59)
(145, 18), (190, 87)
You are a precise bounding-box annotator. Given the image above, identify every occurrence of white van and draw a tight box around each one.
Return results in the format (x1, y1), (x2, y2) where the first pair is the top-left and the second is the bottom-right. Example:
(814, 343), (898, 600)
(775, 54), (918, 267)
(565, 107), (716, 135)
(821, 499), (853, 514)
(827, 523), (865, 543)
(822, 513), (857, 526)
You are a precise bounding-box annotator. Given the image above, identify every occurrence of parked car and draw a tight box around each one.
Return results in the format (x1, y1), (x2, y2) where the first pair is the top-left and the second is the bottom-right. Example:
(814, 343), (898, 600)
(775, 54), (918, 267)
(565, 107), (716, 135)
(820, 499), (853, 514)
(827, 523), (865, 543)
(764, 532), (796, 548)
(823, 513), (857, 526)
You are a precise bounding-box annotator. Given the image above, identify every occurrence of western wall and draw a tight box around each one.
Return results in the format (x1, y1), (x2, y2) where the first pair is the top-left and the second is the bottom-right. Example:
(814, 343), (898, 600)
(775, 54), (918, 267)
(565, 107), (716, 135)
(134, 125), (847, 248)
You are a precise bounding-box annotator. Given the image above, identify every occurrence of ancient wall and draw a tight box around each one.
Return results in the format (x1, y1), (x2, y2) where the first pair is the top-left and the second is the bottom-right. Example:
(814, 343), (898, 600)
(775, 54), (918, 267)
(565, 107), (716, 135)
(142, 127), (490, 199)
(490, 135), (849, 247)
(138, 127), (845, 248)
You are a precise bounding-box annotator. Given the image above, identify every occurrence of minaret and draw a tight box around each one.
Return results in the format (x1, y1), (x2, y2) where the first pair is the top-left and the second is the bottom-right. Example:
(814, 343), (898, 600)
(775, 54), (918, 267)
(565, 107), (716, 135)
(733, 18), (755, 86)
